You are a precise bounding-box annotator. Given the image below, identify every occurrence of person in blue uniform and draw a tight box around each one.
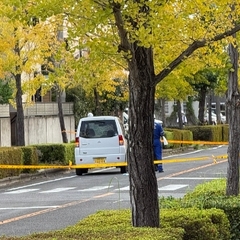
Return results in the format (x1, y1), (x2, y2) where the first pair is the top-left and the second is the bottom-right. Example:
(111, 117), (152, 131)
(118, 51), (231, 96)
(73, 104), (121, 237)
(153, 118), (164, 172)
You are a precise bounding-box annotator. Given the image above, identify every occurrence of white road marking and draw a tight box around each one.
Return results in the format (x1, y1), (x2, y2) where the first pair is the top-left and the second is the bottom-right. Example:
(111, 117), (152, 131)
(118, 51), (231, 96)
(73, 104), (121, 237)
(8, 176), (76, 191)
(117, 184), (189, 192)
(0, 206), (59, 210)
(78, 186), (113, 191)
(117, 186), (129, 191)
(3, 189), (39, 194)
(158, 184), (188, 191)
(169, 177), (221, 180)
(40, 187), (76, 193)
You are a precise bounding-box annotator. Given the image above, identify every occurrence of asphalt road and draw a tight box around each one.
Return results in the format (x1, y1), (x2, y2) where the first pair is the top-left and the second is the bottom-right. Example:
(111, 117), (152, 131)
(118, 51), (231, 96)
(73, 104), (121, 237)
(0, 145), (228, 237)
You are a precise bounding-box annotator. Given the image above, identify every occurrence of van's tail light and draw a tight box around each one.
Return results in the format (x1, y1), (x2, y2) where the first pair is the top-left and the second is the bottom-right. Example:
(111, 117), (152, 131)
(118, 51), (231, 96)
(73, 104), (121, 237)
(119, 135), (124, 145)
(75, 137), (79, 147)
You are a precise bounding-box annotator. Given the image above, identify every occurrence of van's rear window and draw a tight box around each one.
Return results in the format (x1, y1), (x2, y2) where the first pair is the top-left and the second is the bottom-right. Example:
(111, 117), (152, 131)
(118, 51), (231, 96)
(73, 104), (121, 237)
(80, 120), (117, 138)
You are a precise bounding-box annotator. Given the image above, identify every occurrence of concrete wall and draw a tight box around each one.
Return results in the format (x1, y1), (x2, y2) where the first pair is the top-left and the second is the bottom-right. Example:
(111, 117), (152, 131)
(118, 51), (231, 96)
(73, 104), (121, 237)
(0, 105), (11, 146)
(0, 118), (11, 146)
(25, 115), (75, 145)
(0, 103), (75, 147)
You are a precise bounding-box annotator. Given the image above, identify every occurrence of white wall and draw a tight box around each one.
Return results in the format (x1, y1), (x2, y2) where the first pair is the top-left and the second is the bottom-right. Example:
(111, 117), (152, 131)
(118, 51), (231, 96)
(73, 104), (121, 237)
(0, 118), (11, 146)
(0, 114), (75, 147)
(24, 115), (75, 145)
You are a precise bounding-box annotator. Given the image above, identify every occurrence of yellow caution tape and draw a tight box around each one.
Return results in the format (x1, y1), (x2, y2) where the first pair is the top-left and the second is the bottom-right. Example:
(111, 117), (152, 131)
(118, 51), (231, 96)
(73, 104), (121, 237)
(154, 154), (228, 164)
(0, 165), (70, 169)
(0, 154), (228, 169)
(166, 140), (228, 145)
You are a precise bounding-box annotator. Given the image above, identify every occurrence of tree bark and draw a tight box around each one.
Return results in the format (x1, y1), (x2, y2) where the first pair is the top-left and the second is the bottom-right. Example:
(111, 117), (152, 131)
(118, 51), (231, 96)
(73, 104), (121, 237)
(208, 92), (213, 124)
(198, 88), (207, 124)
(127, 43), (159, 227)
(215, 96), (221, 124)
(160, 98), (166, 127)
(93, 87), (101, 115)
(226, 37), (240, 196)
(111, 0), (240, 228)
(15, 73), (25, 146)
(57, 89), (68, 143)
(177, 100), (183, 129)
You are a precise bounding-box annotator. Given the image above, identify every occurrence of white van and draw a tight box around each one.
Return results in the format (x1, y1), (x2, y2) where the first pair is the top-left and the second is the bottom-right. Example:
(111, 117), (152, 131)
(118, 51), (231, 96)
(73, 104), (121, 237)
(74, 116), (127, 175)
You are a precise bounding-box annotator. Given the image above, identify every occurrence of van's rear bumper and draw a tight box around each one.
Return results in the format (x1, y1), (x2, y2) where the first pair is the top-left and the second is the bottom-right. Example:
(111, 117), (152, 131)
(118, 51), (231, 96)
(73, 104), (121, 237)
(73, 161), (127, 169)
(75, 153), (126, 167)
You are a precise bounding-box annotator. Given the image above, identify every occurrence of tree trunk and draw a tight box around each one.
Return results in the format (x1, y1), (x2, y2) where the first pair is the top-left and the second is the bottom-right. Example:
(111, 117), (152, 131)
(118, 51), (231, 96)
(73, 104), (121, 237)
(15, 73), (25, 146)
(215, 96), (221, 124)
(93, 87), (101, 115)
(198, 88), (207, 124)
(177, 100), (183, 129)
(128, 43), (159, 227)
(208, 92), (213, 124)
(160, 98), (166, 127)
(57, 89), (68, 143)
(226, 37), (240, 196)
(186, 96), (198, 125)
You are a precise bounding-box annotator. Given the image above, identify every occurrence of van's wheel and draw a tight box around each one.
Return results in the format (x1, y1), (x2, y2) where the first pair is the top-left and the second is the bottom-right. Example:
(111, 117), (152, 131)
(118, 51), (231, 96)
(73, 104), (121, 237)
(76, 168), (88, 176)
(120, 166), (127, 174)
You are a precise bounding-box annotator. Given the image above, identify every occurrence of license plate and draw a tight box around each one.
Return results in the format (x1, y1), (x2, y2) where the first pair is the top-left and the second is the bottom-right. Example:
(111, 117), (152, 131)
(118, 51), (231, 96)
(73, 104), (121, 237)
(94, 158), (106, 163)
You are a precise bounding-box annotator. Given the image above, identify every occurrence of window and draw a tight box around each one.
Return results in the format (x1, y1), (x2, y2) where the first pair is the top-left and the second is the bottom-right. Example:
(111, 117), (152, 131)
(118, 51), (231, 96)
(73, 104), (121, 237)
(80, 120), (117, 138)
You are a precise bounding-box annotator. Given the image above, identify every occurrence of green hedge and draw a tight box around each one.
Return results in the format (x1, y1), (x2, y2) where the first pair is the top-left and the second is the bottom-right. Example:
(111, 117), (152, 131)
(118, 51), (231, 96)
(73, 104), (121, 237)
(164, 128), (193, 148)
(21, 146), (39, 173)
(164, 131), (174, 149)
(32, 143), (75, 165)
(183, 179), (240, 240)
(0, 143), (75, 180)
(0, 147), (22, 178)
(161, 179), (239, 240)
(27, 209), (229, 240)
(161, 208), (230, 240)
(222, 124), (229, 142)
(185, 125), (224, 142)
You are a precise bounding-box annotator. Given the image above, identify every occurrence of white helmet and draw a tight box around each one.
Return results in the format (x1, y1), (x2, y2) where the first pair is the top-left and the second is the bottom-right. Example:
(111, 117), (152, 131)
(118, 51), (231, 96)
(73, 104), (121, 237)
(87, 112), (93, 117)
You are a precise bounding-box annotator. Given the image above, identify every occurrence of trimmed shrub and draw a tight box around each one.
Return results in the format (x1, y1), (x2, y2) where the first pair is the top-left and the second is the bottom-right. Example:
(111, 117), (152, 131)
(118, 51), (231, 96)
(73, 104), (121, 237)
(222, 124), (229, 142)
(33, 143), (75, 165)
(186, 125), (222, 142)
(182, 179), (240, 240)
(161, 208), (230, 240)
(163, 131), (174, 149)
(165, 128), (193, 148)
(0, 147), (22, 178)
(21, 146), (39, 173)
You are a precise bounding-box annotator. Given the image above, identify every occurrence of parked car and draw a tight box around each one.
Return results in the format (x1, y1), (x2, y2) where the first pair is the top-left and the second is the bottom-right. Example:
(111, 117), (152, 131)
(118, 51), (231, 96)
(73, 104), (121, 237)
(204, 112), (217, 125)
(75, 116), (127, 175)
(204, 111), (226, 124)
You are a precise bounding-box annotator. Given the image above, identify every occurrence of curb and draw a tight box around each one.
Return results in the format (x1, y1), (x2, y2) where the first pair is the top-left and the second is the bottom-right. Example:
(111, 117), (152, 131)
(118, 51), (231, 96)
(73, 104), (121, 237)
(0, 168), (71, 188)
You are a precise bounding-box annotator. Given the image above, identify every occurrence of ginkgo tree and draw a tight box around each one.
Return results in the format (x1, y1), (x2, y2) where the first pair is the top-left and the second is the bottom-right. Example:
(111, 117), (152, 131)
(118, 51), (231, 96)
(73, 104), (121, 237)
(156, 44), (230, 126)
(71, 46), (129, 115)
(0, 1), (64, 146)
(11, 0), (240, 228)
(61, 0), (240, 227)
